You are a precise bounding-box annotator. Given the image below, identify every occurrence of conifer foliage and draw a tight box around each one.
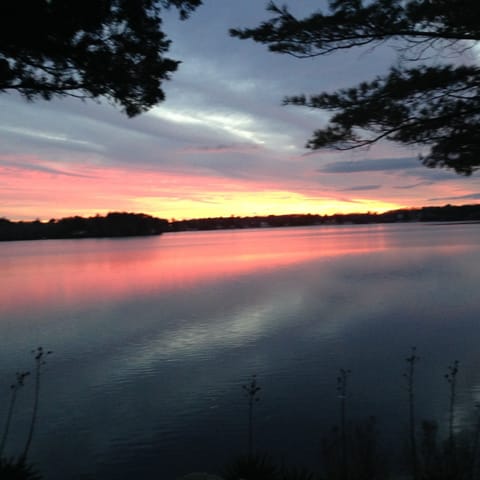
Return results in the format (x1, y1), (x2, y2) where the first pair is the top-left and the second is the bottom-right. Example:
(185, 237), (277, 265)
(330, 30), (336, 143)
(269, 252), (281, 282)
(0, 0), (201, 116)
(231, 0), (480, 175)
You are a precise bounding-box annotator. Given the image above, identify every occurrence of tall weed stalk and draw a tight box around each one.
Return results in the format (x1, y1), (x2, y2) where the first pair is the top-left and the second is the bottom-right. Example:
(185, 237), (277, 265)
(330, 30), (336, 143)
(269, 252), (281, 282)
(21, 347), (51, 462)
(0, 371), (29, 457)
(337, 368), (351, 480)
(403, 347), (419, 480)
(445, 359), (459, 477)
(469, 403), (480, 480)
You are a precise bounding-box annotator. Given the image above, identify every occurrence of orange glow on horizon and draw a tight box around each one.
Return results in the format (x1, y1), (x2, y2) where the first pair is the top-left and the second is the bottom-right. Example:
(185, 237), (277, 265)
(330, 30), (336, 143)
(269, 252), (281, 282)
(139, 192), (403, 220)
(1, 154), (478, 222)
(1, 158), (406, 221)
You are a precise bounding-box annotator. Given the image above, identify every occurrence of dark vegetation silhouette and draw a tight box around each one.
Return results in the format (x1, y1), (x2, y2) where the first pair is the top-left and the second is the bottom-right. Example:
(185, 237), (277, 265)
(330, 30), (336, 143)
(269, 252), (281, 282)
(336, 369), (351, 480)
(168, 203), (480, 232)
(0, 348), (51, 480)
(0, 372), (29, 460)
(0, 0), (201, 116)
(404, 347), (420, 480)
(21, 348), (51, 463)
(231, 0), (480, 175)
(2, 348), (480, 479)
(223, 350), (480, 480)
(1, 204), (479, 241)
(0, 212), (169, 241)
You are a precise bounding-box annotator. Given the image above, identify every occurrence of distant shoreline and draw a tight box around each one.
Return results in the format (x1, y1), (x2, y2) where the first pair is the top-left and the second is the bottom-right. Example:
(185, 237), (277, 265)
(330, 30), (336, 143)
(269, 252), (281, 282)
(0, 212), (168, 242)
(1, 204), (479, 242)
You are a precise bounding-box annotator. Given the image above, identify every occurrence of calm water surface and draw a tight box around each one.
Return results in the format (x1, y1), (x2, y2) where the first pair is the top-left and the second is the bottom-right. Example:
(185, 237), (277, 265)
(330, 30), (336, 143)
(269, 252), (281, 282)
(1, 223), (480, 478)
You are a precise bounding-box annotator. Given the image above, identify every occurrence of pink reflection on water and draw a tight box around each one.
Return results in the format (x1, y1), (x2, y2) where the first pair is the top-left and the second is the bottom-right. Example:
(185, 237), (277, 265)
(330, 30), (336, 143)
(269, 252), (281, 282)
(1, 224), (468, 317)
(0, 227), (385, 317)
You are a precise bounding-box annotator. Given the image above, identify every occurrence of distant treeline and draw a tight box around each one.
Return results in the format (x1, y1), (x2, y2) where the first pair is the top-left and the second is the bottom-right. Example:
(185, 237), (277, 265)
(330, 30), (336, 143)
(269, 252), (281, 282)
(0, 212), (169, 241)
(169, 203), (480, 231)
(1, 204), (479, 241)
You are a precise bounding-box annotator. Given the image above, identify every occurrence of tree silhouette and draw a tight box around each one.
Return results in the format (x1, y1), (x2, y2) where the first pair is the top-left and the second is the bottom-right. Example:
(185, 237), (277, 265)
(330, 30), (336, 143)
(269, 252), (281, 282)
(0, 0), (201, 116)
(231, 0), (480, 175)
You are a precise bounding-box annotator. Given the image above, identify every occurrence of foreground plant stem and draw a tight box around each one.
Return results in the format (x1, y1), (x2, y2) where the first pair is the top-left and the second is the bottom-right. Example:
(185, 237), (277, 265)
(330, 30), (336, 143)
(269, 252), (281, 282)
(445, 359), (459, 476)
(337, 368), (351, 480)
(0, 371), (29, 458)
(404, 347), (419, 480)
(21, 347), (51, 461)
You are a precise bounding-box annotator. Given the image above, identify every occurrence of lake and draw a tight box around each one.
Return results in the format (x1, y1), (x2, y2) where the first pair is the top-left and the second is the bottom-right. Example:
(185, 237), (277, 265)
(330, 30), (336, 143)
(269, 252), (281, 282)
(1, 223), (479, 478)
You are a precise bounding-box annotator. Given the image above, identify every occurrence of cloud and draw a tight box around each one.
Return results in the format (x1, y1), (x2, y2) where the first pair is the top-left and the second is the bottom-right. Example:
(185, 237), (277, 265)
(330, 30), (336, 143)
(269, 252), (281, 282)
(428, 193), (480, 202)
(394, 181), (433, 190)
(0, 125), (105, 155)
(341, 184), (381, 192)
(179, 143), (261, 154)
(0, 156), (94, 178)
(1, 0), (479, 221)
(319, 157), (421, 173)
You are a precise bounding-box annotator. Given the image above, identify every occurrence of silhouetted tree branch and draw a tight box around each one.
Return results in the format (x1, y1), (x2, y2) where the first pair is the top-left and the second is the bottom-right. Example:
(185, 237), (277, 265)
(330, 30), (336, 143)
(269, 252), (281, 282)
(231, 0), (480, 175)
(0, 0), (202, 116)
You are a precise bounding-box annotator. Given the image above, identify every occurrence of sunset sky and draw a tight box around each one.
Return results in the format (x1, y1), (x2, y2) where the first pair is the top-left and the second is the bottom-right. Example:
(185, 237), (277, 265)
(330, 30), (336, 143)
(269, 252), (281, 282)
(1, 0), (479, 222)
